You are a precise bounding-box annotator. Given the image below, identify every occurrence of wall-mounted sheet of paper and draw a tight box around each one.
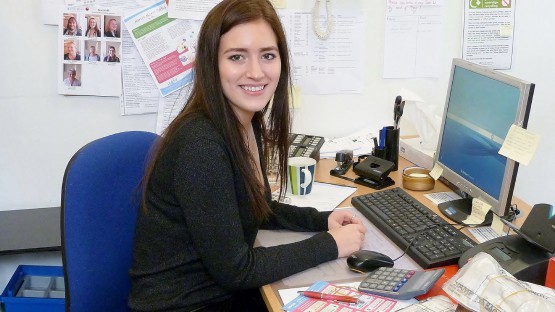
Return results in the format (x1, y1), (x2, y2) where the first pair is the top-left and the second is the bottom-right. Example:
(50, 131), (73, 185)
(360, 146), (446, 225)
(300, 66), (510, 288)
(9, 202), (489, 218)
(124, 0), (201, 97)
(167, 0), (221, 20)
(277, 8), (365, 94)
(462, 0), (515, 69)
(58, 5), (123, 96)
(383, 0), (444, 78)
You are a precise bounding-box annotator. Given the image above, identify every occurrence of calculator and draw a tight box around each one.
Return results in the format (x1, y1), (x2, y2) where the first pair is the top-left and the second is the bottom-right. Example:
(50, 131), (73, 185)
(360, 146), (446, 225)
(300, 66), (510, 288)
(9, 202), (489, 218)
(288, 133), (325, 161)
(358, 267), (445, 300)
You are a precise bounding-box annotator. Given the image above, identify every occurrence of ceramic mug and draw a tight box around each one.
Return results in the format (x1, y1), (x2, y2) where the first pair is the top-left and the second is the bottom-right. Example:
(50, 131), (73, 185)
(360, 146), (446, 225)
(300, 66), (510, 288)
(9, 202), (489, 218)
(287, 157), (316, 195)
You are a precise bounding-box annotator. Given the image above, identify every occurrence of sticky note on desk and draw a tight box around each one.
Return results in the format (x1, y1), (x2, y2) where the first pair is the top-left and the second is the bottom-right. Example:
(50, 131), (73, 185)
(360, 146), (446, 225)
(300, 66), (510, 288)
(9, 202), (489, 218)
(498, 125), (540, 165)
(463, 198), (491, 225)
(429, 163), (443, 180)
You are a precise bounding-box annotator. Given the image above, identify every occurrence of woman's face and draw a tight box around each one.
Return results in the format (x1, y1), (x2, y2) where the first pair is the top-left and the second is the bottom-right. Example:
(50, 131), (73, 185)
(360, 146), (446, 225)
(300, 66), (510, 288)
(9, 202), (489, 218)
(109, 20), (118, 31)
(89, 18), (96, 28)
(68, 18), (76, 30)
(67, 43), (76, 56)
(218, 19), (281, 124)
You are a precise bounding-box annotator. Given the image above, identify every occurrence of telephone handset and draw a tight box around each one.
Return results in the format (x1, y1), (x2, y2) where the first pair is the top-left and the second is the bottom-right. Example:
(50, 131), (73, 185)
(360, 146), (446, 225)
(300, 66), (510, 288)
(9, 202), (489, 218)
(288, 133), (325, 161)
(312, 0), (333, 40)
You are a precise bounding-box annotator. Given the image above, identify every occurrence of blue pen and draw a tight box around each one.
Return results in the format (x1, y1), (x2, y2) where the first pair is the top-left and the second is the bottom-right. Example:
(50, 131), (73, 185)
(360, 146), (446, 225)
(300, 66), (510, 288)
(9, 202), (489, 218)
(379, 126), (387, 149)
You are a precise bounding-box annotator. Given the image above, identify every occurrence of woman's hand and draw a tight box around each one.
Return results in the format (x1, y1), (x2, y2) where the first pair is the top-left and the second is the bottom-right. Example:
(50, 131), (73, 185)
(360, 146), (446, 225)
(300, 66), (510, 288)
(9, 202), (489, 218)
(327, 210), (367, 257)
(328, 209), (365, 230)
(328, 224), (367, 258)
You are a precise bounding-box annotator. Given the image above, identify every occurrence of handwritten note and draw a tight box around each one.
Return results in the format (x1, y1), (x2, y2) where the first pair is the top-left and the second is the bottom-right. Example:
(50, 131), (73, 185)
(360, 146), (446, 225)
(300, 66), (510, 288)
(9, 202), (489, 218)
(429, 163), (443, 180)
(463, 198), (491, 225)
(498, 125), (540, 166)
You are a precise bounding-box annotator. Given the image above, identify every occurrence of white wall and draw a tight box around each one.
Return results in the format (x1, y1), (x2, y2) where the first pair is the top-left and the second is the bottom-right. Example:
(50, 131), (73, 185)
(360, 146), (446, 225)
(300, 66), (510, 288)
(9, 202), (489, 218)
(1, 0), (554, 290)
(286, 0), (555, 210)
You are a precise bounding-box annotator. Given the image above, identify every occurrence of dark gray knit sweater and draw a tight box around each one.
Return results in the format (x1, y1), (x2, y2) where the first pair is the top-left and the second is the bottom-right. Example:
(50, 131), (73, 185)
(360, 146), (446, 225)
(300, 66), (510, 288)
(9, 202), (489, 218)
(128, 114), (337, 311)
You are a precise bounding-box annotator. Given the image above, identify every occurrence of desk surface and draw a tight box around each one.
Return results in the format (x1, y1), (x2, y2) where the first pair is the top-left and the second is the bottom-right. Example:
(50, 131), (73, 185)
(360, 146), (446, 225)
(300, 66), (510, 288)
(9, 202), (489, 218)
(260, 157), (531, 311)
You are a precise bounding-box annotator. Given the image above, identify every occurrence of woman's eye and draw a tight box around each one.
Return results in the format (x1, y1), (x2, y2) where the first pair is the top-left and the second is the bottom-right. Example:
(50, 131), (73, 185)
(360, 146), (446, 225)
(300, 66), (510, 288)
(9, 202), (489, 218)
(229, 55), (242, 61)
(263, 53), (277, 60)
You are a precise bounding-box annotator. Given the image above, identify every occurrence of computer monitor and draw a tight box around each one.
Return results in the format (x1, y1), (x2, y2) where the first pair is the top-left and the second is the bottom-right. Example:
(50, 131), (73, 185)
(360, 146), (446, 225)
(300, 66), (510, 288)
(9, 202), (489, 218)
(435, 58), (534, 225)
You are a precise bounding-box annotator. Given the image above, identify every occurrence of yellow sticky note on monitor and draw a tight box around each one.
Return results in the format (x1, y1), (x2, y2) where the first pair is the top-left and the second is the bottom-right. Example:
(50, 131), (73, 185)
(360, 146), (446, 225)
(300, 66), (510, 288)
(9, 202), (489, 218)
(498, 125), (540, 165)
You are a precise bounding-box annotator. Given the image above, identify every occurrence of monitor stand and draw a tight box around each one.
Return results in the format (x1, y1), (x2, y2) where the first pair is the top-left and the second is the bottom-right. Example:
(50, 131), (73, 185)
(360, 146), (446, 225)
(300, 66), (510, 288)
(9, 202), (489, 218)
(438, 198), (493, 226)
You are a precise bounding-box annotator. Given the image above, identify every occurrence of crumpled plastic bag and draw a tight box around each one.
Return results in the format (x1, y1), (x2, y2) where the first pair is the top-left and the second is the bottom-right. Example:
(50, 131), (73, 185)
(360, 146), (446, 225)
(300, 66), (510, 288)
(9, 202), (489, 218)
(442, 252), (555, 311)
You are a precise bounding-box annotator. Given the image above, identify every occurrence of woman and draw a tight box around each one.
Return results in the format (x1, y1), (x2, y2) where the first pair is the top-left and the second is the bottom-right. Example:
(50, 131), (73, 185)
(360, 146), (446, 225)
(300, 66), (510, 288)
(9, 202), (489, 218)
(85, 16), (101, 38)
(63, 16), (81, 36)
(128, 0), (366, 311)
(104, 18), (120, 37)
(63, 41), (80, 60)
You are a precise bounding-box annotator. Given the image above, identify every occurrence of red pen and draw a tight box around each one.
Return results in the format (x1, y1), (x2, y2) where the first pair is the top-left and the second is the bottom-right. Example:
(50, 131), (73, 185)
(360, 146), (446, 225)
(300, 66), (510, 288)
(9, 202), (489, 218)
(298, 291), (358, 304)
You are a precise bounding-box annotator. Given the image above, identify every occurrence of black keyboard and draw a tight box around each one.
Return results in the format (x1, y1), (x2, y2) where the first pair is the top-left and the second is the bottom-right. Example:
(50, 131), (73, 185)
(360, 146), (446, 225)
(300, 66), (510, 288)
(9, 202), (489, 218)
(351, 187), (476, 269)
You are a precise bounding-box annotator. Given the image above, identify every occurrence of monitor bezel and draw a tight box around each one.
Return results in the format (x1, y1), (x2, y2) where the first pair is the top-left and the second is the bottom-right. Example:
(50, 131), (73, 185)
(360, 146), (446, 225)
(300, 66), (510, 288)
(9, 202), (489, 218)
(434, 58), (534, 218)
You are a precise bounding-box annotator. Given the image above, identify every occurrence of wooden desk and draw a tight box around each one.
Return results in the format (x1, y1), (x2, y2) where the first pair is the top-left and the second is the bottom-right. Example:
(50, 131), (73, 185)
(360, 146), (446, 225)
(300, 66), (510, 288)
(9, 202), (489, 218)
(260, 157), (531, 311)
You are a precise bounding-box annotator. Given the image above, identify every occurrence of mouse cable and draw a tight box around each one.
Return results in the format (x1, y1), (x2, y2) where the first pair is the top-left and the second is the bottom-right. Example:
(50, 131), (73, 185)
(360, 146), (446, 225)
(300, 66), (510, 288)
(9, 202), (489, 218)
(391, 224), (442, 262)
(392, 219), (518, 263)
(390, 221), (488, 262)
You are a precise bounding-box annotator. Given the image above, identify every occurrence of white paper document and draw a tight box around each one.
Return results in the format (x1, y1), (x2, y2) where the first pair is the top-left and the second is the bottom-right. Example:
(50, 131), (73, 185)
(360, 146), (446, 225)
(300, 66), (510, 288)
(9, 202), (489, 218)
(124, 0), (201, 96)
(275, 182), (357, 212)
(155, 83), (192, 134)
(423, 191), (461, 205)
(320, 127), (376, 159)
(467, 227), (502, 244)
(396, 295), (456, 312)
(121, 23), (159, 115)
(384, 0), (444, 78)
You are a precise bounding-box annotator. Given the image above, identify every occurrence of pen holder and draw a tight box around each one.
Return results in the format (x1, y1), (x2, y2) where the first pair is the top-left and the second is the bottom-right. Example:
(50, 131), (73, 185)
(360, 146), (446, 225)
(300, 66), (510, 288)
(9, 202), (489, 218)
(376, 126), (400, 171)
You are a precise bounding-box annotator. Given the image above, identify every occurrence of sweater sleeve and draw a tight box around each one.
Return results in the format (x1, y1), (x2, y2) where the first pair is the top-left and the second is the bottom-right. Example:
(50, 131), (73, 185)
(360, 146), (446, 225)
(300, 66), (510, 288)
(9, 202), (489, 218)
(261, 201), (332, 232)
(173, 135), (338, 290)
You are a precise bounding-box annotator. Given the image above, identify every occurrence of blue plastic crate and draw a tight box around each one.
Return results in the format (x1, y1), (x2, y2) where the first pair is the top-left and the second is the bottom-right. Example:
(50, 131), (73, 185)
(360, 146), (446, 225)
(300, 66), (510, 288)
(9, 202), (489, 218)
(0, 265), (65, 312)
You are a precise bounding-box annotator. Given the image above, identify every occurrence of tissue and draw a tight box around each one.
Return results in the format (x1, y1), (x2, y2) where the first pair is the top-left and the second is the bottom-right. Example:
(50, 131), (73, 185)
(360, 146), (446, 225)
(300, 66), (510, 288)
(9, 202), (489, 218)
(399, 88), (442, 151)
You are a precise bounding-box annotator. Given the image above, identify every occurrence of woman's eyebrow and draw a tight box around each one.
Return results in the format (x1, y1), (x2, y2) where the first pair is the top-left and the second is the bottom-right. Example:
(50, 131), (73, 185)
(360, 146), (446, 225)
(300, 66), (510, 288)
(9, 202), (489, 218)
(222, 46), (278, 54)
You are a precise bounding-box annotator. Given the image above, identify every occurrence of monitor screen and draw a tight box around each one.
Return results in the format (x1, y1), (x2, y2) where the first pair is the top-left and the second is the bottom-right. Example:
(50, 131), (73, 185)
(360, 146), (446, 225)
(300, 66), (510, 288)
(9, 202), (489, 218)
(435, 59), (534, 223)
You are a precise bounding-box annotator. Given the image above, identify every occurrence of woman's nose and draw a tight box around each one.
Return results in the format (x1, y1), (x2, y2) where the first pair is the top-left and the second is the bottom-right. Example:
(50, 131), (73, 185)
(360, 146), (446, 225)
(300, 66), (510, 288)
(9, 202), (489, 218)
(246, 60), (264, 79)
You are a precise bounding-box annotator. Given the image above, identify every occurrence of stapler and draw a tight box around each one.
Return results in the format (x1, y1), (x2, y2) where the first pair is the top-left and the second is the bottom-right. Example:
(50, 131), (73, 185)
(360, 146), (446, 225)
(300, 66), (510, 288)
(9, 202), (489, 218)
(353, 155), (395, 189)
(330, 149), (354, 176)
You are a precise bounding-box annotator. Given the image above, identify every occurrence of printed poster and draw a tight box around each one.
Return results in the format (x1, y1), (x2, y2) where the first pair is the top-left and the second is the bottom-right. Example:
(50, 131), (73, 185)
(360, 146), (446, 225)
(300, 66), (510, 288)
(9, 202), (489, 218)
(58, 5), (123, 96)
(123, 0), (202, 96)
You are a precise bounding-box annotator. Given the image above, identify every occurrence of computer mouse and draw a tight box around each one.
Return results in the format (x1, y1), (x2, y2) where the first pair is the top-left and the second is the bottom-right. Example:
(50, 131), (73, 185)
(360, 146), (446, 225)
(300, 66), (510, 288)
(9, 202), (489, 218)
(347, 250), (394, 273)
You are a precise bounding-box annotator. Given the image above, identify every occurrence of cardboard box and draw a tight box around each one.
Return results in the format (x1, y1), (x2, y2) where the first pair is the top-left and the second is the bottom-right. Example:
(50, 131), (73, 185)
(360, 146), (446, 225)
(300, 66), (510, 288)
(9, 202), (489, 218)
(545, 257), (555, 289)
(0, 265), (64, 312)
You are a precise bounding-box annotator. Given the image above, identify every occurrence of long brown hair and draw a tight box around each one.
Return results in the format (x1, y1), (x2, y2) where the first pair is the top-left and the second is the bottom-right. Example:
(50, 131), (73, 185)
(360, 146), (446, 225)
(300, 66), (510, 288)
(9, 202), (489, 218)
(142, 0), (292, 222)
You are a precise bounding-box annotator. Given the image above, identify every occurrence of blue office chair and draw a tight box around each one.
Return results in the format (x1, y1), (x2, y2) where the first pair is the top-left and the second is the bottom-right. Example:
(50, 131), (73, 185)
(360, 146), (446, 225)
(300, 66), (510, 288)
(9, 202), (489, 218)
(60, 131), (159, 312)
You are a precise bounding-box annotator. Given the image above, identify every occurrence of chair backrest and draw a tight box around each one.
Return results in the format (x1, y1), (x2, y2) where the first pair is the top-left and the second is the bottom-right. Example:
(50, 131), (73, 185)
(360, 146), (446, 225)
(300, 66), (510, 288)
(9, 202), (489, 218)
(61, 131), (159, 312)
